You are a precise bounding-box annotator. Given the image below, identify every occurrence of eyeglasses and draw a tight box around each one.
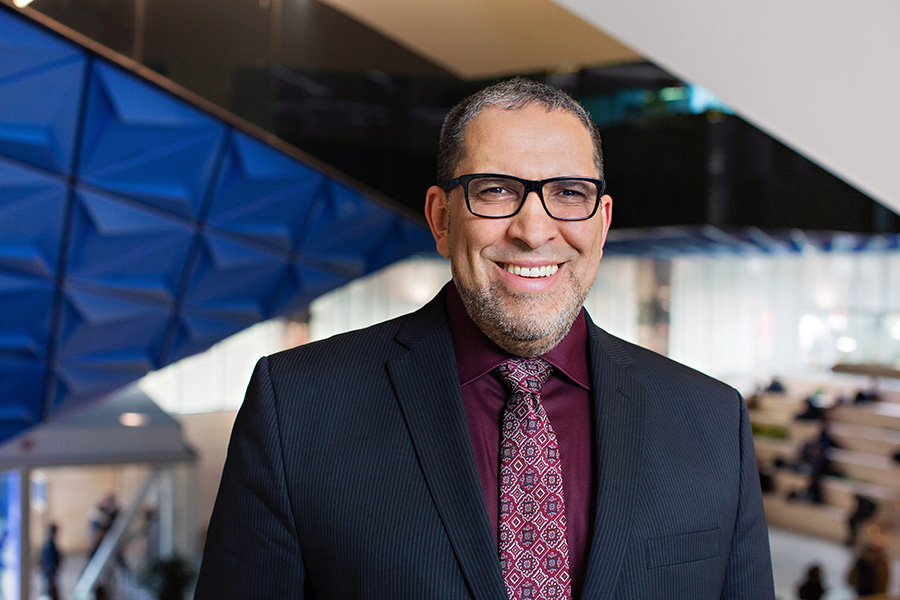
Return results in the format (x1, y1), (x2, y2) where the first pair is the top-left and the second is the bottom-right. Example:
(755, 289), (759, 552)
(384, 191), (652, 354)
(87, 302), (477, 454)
(441, 173), (605, 221)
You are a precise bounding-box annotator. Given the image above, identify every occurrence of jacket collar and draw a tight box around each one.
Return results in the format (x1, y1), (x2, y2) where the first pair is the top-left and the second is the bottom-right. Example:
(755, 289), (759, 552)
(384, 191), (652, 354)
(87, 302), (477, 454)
(388, 295), (646, 600)
(388, 293), (509, 600)
(580, 315), (647, 600)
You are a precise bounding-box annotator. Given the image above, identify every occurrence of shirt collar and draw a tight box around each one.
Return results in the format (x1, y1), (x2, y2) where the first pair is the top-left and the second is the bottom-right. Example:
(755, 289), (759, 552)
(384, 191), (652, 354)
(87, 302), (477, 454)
(445, 281), (590, 389)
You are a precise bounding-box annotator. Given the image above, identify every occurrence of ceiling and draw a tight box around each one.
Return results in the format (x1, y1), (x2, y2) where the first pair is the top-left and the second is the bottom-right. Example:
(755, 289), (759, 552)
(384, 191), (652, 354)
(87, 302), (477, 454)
(318, 0), (642, 78)
(554, 0), (900, 217)
(0, 3), (434, 443)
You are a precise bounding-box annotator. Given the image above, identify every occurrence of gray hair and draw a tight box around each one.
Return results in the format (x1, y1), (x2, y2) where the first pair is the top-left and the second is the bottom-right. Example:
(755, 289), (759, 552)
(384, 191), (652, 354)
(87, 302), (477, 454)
(436, 77), (604, 185)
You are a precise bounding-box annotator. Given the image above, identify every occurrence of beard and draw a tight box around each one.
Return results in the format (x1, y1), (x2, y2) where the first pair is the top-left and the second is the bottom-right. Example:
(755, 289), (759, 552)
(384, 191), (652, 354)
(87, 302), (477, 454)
(453, 264), (588, 358)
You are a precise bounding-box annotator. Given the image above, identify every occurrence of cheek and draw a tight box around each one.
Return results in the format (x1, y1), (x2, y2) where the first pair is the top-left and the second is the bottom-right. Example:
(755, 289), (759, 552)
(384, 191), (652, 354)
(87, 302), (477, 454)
(452, 221), (503, 259)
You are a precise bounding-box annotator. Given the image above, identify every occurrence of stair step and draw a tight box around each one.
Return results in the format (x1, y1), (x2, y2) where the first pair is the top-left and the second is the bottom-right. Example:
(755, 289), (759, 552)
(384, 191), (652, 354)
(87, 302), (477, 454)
(830, 402), (900, 430)
(763, 495), (848, 543)
(754, 438), (798, 463)
(756, 393), (806, 414)
(829, 422), (900, 457)
(772, 470), (900, 514)
(827, 448), (900, 490)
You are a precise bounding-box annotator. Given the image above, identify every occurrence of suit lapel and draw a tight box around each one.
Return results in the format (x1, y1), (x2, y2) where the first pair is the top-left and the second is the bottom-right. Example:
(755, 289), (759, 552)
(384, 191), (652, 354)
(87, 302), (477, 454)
(580, 323), (647, 600)
(386, 298), (508, 600)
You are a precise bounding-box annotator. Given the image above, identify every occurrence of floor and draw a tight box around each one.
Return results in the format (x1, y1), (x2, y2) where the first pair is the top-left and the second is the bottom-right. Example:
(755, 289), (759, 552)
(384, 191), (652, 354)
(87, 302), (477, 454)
(8, 527), (900, 599)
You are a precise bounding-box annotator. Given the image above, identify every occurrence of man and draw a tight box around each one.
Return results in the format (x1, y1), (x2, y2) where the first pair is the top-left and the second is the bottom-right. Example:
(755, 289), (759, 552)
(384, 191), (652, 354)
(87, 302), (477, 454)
(195, 78), (774, 599)
(40, 522), (61, 600)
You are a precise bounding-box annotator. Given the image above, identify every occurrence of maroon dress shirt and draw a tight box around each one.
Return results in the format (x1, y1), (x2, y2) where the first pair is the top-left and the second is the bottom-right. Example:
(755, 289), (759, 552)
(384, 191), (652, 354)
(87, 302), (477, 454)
(445, 283), (595, 598)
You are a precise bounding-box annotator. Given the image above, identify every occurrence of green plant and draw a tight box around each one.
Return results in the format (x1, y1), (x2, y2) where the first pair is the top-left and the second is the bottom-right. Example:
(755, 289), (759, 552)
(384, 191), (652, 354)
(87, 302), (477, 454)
(140, 555), (196, 600)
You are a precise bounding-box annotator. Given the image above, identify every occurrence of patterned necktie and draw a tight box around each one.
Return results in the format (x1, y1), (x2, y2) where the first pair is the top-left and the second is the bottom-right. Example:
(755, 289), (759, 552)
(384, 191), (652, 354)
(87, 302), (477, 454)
(497, 358), (571, 600)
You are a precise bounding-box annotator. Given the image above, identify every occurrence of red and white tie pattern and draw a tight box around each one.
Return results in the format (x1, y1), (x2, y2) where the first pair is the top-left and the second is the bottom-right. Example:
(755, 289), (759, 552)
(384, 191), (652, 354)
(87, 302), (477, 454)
(497, 358), (571, 600)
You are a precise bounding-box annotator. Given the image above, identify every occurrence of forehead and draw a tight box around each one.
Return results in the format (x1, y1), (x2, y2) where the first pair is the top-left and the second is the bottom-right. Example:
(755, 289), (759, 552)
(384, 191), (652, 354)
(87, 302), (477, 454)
(459, 105), (597, 178)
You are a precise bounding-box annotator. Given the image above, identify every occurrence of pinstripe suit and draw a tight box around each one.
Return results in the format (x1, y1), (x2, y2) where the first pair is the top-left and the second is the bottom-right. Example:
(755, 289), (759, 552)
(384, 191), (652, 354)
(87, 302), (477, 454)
(195, 292), (774, 599)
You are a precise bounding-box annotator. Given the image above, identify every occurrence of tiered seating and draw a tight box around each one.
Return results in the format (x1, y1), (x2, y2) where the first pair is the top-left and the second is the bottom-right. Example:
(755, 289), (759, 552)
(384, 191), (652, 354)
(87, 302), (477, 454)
(750, 376), (900, 553)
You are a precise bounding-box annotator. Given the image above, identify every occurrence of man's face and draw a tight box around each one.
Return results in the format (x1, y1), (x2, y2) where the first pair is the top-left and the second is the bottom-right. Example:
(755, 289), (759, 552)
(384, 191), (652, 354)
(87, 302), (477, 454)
(425, 105), (612, 356)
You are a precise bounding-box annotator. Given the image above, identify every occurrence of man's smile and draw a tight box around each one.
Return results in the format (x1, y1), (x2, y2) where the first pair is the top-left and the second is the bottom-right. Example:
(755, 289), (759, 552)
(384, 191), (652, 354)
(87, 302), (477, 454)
(498, 263), (560, 278)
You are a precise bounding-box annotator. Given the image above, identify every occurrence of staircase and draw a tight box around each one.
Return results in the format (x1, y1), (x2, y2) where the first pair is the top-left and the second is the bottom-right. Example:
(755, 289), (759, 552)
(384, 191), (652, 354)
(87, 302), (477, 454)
(750, 378), (900, 554)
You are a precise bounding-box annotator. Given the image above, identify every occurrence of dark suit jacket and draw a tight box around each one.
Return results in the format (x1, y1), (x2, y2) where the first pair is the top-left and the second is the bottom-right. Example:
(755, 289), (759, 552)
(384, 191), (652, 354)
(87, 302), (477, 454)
(195, 292), (774, 599)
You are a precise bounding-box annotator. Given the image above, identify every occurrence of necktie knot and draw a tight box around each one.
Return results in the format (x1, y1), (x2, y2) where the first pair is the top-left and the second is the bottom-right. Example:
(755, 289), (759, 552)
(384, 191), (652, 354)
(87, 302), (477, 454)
(497, 358), (552, 397)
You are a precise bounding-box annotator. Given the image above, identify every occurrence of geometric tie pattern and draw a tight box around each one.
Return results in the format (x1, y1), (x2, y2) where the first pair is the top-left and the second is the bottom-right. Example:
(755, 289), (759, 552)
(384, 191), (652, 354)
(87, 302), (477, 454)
(497, 358), (571, 600)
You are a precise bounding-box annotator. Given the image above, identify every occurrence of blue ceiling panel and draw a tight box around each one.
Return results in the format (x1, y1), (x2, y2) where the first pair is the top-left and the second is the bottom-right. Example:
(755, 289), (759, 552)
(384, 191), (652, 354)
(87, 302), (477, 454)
(365, 215), (439, 274)
(206, 132), (325, 253)
(51, 284), (171, 408)
(297, 180), (398, 276)
(78, 62), (227, 219)
(275, 262), (353, 317)
(51, 350), (157, 414)
(55, 285), (171, 359)
(0, 158), (67, 279)
(0, 270), (54, 361)
(0, 8), (85, 175)
(166, 232), (294, 361)
(0, 4), (437, 443)
(66, 187), (194, 304)
(166, 305), (263, 365)
(182, 232), (291, 310)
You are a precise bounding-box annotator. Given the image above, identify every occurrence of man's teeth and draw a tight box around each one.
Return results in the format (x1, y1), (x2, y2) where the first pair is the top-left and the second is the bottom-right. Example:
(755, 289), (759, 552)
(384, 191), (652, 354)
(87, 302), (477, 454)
(502, 263), (559, 278)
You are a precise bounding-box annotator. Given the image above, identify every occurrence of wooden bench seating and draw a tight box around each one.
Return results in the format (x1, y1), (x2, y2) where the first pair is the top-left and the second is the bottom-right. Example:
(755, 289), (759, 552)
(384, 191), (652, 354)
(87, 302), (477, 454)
(771, 470), (899, 514)
(750, 376), (900, 556)
(762, 495), (849, 543)
(828, 422), (900, 457)
(830, 401), (900, 430)
(826, 448), (900, 491)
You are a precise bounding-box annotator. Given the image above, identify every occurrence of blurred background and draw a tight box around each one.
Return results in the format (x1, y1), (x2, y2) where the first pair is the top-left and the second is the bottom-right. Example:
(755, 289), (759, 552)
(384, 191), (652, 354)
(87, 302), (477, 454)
(0, 0), (899, 598)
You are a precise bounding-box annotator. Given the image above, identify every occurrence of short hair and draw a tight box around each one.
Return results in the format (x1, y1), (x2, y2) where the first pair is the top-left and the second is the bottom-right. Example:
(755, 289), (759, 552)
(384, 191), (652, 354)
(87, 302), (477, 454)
(436, 77), (603, 185)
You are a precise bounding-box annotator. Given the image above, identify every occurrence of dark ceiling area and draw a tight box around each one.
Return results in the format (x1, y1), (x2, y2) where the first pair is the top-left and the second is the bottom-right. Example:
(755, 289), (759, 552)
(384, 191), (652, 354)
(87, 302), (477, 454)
(238, 67), (899, 235)
(20, 0), (899, 236)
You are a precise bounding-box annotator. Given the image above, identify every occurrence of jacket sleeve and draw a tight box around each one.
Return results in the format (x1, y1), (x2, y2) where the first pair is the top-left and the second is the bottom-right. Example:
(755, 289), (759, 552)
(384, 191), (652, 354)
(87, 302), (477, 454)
(194, 356), (309, 599)
(720, 392), (775, 599)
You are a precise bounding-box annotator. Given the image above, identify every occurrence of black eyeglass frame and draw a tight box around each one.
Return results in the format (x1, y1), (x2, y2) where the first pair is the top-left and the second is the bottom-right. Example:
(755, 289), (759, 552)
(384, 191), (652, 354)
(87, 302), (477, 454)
(441, 173), (606, 221)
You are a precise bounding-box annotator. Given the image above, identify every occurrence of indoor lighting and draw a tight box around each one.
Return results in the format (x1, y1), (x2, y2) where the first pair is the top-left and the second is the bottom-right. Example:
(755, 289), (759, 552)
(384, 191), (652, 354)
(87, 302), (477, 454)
(119, 412), (149, 427)
(835, 336), (858, 353)
(13, 0), (36, 7)
(826, 312), (849, 331)
(798, 314), (824, 350)
(890, 320), (900, 341)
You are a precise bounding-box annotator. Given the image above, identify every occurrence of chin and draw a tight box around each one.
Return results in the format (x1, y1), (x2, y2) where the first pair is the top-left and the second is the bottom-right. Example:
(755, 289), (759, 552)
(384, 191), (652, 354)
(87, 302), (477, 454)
(464, 286), (581, 356)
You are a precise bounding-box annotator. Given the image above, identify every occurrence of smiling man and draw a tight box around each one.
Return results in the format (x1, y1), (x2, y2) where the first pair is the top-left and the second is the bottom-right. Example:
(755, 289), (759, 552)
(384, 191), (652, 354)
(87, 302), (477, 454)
(195, 79), (775, 600)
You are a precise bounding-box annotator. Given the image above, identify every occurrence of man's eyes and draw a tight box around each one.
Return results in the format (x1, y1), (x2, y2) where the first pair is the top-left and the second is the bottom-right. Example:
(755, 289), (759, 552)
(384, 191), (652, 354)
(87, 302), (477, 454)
(547, 185), (590, 202)
(473, 183), (520, 200)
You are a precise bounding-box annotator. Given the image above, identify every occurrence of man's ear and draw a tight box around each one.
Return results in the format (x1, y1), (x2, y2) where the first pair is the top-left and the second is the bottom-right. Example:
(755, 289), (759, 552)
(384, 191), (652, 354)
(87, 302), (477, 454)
(598, 194), (613, 247)
(425, 185), (451, 258)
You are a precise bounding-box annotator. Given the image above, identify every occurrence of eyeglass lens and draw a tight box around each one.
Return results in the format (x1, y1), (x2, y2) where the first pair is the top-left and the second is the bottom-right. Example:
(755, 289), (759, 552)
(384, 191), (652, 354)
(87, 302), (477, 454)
(466, 176), (599, 220)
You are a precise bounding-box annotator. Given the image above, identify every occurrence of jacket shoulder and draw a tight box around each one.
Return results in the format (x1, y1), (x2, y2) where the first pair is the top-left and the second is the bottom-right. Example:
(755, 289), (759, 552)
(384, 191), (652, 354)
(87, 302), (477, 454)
(265, 292), (449, 379)
(589, 321), (738, 399)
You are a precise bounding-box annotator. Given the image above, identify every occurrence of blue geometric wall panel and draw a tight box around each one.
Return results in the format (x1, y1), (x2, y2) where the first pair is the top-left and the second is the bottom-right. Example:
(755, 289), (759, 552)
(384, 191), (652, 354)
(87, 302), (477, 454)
(51, 285), (174, 409)
(0, 3), (436, 443)
(182, 232), (290, 312)
(78, 62), (227, 219)
(0, 355), (45, 441)
(298, 180), (399, 276)
(206, 132), (325, 254)
(0, 271), (54, 360)
(0, 271), (55, 431)
(66, 186), (194, 304)
(0, 158), (67, 279)
(0, 12), (86, 175)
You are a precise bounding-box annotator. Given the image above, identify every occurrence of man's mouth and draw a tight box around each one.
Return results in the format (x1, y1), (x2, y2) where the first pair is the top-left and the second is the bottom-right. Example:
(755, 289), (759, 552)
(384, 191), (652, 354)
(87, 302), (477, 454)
(499, 263), (560, 278)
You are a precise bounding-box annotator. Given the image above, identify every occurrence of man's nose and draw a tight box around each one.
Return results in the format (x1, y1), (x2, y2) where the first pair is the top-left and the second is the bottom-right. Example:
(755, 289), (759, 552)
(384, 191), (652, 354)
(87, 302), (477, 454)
(506, 191), (559, 248)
